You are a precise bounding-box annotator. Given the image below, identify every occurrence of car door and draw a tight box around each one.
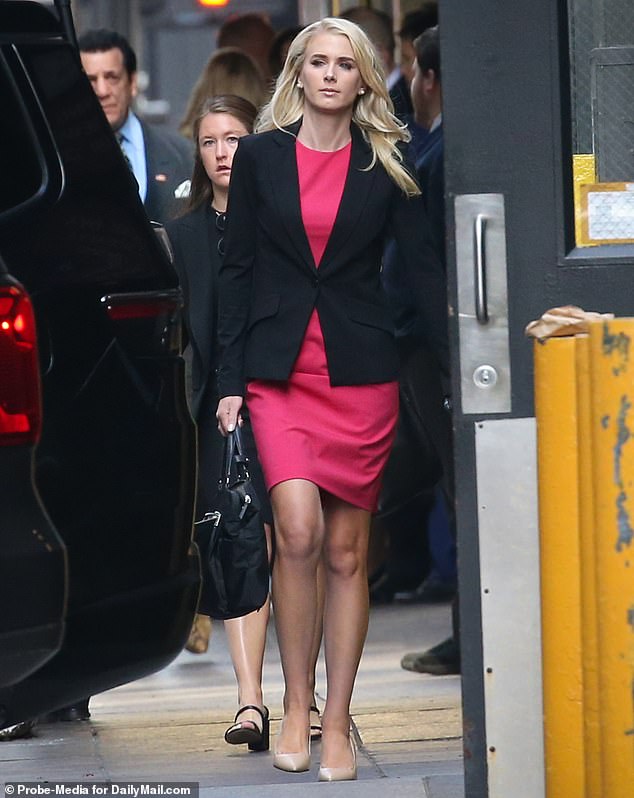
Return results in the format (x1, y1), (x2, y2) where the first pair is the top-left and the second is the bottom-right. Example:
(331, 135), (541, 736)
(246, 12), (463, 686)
(0, 1), (199, 725)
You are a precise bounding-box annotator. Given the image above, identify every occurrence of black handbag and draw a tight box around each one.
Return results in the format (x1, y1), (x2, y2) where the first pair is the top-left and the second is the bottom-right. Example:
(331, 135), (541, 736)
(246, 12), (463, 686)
(195, 426), (269, 620)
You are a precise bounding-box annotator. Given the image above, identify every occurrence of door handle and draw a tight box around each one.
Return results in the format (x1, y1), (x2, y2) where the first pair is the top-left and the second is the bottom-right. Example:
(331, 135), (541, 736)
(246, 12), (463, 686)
(455, 193), (510, 414)
(474, 213), (489, 324)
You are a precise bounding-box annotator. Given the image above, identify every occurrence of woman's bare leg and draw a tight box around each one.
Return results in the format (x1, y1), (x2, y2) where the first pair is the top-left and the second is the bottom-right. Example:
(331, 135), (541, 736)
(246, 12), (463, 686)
(270, 479), (324, 754)
(320, 495), (371, 770)
(224, 522), (273, 732)
(224, 597), (270, 729)
(309, 558), (325, 727)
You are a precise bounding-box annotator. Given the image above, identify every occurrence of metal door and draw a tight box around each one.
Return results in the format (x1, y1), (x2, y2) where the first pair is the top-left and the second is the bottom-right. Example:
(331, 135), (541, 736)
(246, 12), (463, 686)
(440, 1), (634, 796)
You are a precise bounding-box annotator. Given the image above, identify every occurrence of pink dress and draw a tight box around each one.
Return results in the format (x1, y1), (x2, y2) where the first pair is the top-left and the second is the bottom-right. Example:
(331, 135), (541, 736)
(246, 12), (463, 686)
(246, 139), (398, 512)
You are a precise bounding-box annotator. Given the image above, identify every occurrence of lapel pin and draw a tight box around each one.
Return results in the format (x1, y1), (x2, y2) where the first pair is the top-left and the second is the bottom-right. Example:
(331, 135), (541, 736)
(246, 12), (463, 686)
(154, 173), (168, 182)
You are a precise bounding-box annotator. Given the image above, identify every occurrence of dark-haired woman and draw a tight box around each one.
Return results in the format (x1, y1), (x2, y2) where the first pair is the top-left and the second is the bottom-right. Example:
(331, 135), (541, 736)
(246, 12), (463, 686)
(166, 95), (277, 751)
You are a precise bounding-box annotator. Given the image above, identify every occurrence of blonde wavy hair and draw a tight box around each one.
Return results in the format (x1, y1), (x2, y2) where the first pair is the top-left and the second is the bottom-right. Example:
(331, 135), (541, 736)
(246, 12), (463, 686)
(256, 17), (419, 197)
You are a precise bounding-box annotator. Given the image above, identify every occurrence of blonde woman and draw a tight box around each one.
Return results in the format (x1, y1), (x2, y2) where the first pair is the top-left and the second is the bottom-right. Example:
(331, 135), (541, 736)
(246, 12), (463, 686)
(179, 48), (268, 139)
(216, 18), (448, 782)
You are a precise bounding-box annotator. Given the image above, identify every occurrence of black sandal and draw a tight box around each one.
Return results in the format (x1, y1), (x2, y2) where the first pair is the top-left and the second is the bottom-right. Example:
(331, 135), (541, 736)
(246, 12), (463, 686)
(310, 705), (322, 740)
(224, 705), (269, 751)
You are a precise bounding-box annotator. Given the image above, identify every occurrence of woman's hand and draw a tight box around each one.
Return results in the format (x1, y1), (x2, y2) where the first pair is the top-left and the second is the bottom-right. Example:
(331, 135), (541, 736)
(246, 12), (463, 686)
(216, 395), (243, 435)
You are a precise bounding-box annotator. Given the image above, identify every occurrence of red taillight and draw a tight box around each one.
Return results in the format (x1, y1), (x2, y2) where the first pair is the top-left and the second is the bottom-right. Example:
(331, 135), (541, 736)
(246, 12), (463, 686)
(0, 284), (41, 446)
(106, 301), (172, 321)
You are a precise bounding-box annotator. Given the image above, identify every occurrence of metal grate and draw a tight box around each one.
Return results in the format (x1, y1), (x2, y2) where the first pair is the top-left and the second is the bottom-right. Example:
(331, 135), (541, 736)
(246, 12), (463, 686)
(591, 47), (634, 181)
(568, 0), (634, 179)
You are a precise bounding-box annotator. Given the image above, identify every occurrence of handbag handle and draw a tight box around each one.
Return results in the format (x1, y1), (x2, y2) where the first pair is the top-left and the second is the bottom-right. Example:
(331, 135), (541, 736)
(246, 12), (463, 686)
(221, 426), (250, 486)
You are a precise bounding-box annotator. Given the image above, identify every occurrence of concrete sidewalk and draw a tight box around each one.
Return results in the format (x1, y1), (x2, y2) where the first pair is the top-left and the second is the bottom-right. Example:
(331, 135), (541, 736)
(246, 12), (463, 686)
(0, 603), (464, 797)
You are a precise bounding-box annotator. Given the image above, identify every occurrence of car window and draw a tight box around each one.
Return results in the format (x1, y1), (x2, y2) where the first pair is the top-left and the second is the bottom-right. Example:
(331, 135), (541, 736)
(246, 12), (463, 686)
(0, 55), (45, 215)
(0, 43), (176, 291)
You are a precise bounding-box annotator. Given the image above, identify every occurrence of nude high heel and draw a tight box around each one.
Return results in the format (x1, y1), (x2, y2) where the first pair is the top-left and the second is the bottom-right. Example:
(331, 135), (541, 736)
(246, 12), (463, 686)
(272, 720), (311, 773)
(318, 734), (357, 782)
(272, 747), (311, 773)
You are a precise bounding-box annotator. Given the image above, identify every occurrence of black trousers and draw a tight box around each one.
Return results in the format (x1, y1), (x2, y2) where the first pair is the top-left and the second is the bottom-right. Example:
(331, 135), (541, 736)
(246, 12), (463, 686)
(398, 340), (459, 643)
(397, 339), (454, 512)
(375, 338), (459, 640)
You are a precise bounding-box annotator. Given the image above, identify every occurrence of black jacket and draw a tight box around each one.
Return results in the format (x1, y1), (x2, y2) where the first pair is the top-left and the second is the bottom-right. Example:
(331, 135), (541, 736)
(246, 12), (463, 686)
(382, 124), (446, 343)
(142, 121), (193, 225)
(165, 204), (218, 420)
(217, 121), (448, 398)
(390, 73), (414, 120)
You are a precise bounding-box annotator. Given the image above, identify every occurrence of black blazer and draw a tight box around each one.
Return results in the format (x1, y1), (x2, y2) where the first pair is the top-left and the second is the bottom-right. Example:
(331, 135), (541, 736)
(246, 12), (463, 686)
(217, 121), (448, 398)
(165, 204), (219, 420)
(416, 125), (445, 270)
(390, 74), (414, 120)
(142, 121), (193, 225)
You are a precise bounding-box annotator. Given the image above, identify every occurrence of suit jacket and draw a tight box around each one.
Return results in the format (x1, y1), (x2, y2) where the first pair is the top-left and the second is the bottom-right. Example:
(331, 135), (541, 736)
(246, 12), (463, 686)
(142, 121), (193, 225)
(217, 121), (449, 398)
(165, 204), (218, 420)
(390, 73), (414, 120)
(403, 112), (431, 162)
(416, 124), (444, 270)
(382, 124), (445, 346)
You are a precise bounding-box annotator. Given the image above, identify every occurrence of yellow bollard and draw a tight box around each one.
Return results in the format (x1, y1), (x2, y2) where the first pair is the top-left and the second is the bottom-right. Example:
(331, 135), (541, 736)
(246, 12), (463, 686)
(576, 335), (602, 796)
(588, 319), (634, 798)
(534, 336), (586, 797)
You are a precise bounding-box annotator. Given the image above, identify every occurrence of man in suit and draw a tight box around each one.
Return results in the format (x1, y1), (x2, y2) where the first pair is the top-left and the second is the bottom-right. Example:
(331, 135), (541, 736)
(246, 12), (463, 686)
(397, 3), (439, 161)
(78, 29), (192, 225)
(388, 25), (461, 676)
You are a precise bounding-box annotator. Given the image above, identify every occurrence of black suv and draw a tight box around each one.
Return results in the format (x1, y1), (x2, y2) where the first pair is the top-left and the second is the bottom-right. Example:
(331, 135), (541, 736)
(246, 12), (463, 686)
(0, 0), (199, 726)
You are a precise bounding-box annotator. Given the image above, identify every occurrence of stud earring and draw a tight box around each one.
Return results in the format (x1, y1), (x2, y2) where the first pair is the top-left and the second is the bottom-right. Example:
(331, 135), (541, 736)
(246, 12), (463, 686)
(358, 88), (366, 95)
(297, 80), (303, 89)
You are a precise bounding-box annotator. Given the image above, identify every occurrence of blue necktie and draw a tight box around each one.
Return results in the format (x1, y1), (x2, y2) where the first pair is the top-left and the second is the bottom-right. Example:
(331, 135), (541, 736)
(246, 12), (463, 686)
(116, 131), (133, 173)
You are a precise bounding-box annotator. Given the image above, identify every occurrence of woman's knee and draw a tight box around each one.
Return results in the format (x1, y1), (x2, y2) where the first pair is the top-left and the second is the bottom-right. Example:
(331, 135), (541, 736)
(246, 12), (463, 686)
(323, 539), (365, 579)
(271, 480), (324, 561)
(274, 518), (322, 562)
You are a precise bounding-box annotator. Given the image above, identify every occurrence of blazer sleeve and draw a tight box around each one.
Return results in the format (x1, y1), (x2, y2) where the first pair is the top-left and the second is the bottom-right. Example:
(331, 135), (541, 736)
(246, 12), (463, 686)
(216, 139), (258, 398)
(386, 182), (450, 375)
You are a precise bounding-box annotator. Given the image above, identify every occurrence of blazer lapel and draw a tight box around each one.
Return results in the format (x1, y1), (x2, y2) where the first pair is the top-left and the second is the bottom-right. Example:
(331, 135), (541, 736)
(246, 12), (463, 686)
(269, 123), (318, 274)
(267, 122), (377, 274)
(319, 124), (376, 272)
